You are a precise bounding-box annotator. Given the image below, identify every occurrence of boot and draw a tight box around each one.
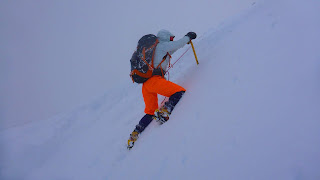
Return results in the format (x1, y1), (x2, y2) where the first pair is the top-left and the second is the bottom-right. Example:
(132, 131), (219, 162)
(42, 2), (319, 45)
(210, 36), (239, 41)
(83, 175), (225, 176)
(154, 106), (171, 124)
(154, 91), (185, 124)
(127, 130), (139, 149)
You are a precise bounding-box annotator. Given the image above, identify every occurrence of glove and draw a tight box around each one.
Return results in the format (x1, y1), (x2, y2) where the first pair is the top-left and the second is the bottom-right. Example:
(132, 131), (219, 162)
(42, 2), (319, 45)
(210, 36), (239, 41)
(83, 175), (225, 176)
(185, 32), (197, 40)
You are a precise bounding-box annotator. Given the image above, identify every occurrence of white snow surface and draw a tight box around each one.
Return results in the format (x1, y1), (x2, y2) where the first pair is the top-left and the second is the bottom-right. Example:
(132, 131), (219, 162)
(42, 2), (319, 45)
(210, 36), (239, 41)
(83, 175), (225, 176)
(1, 0), (320, 179)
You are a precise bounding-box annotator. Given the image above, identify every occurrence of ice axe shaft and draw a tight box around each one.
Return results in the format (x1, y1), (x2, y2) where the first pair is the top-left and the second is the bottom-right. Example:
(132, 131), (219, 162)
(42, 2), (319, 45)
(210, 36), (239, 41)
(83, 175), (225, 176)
(190, 41), (199, 65)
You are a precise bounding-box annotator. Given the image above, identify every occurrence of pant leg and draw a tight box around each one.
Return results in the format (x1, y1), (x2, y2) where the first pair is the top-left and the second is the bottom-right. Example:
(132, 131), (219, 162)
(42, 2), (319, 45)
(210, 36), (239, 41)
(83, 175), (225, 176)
(164, 91), (185, 113)
(144, 76), (186, 97)
(143, 76), (186, 114)
(142, 82), (159, 115)
(135, 114), (153, 133)
(137, 76), (186, 133)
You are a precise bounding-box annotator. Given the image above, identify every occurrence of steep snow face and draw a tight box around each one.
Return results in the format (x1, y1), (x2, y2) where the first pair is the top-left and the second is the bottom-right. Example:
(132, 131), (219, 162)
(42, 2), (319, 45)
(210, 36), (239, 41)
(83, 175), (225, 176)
(1, 0), (320, 179)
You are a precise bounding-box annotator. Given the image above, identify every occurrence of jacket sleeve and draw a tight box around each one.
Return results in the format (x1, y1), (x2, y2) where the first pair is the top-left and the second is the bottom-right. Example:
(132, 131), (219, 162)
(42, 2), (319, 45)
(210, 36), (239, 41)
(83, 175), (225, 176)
(161, 36), (190, 54)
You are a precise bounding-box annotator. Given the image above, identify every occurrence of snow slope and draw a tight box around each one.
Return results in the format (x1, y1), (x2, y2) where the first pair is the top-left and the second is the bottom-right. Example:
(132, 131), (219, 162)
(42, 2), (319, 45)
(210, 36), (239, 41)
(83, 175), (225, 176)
(1, 0), (320, 179)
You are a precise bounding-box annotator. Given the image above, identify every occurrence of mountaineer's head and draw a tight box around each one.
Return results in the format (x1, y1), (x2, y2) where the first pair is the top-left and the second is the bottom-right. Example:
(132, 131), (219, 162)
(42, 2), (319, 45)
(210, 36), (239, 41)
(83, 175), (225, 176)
(157, 29), (175, 42)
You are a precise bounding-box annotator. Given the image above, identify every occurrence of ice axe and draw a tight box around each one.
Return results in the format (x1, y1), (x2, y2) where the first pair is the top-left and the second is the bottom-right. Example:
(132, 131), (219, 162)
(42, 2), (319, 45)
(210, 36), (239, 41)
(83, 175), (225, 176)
(189, 40), (199, 65)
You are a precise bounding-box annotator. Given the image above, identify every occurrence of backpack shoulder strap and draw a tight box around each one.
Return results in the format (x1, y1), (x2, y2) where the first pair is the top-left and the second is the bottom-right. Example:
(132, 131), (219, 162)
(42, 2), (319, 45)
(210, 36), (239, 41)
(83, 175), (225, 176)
(150, 39), (159, 68)
(155, 52), (171, 69)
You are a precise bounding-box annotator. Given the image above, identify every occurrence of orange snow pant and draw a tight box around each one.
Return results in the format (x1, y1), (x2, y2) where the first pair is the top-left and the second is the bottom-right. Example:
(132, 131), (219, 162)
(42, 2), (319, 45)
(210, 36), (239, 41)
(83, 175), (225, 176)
(142, 76), (186, 115)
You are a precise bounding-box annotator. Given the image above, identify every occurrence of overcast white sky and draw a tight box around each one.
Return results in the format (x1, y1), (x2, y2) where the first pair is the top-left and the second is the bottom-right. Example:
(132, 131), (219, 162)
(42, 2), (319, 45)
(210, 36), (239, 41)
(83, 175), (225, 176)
(0, 0), (255, 129)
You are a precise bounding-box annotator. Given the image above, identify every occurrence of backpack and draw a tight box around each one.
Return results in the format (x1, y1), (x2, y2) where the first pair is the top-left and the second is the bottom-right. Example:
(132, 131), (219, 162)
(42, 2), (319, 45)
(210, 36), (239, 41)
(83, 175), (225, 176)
(130, 34), (159, 83)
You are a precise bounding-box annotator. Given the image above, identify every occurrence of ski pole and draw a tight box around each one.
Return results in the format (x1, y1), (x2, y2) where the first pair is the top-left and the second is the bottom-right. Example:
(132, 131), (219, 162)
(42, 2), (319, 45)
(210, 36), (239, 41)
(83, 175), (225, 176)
(190, 40), (199, 65)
